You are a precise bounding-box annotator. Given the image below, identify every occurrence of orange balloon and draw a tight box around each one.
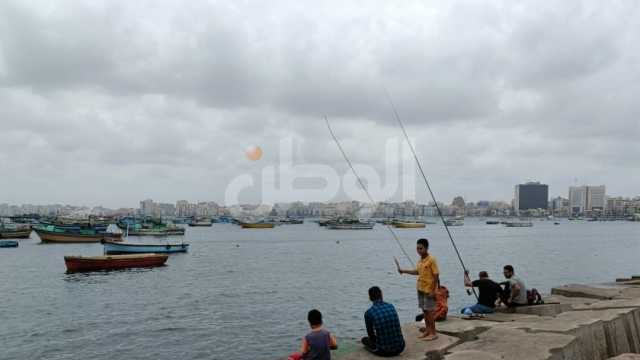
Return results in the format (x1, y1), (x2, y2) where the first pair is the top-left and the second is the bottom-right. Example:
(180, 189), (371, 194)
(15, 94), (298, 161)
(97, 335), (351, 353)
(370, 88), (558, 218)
(245, 146), (263, 161)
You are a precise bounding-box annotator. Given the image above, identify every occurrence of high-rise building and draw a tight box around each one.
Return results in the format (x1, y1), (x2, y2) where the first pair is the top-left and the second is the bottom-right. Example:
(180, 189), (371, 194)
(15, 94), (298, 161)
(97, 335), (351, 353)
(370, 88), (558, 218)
(569, 185), (606, 215)
(514, 182), (549, 214)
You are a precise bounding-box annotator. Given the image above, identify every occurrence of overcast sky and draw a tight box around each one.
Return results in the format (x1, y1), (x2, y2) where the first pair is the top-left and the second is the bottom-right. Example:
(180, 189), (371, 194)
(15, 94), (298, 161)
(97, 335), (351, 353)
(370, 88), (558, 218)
(1, 0), (639, 208)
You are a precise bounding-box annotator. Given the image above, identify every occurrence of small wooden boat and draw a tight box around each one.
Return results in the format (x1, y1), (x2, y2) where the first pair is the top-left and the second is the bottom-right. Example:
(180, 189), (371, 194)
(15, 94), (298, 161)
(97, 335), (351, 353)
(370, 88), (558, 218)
(35, 226), (122, 243)
(486, 220), (500, 225)
(392, 221), (426, 228)
(504, 221), (533, 227)
(444, 219), (464, 226)
(0, 229), (32, 239)
(326, 219), (374, 230)
(240, 222), (275, 229)
(0, 240), (19, 248)
(64, 254), (169, 273)
(188, 219), (213, 227)
(103, 240), (189, 254)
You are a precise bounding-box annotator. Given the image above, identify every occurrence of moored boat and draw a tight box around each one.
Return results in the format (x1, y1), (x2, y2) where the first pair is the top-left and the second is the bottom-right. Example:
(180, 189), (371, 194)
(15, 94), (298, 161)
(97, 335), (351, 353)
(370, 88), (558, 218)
(64, 254), (168, 273)
(240, 222), (275, 229)
(35, 225), (122, 243)
(103, 240), (189, 254)
(444, 218), (464, 226)
(0, 229), (32, 239)
(392, 221), (426, 228)
(0, 240), (19, 248)
(188, 218), (213, 227)
(504, 221), (533, 227)
(326, 219), (374, 230)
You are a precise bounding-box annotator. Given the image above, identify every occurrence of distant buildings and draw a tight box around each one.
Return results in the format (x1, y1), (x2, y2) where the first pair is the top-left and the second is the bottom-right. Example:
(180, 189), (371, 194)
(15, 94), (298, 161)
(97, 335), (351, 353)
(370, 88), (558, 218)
(569, 185), (606, 216)
(514, 182), (549, 215)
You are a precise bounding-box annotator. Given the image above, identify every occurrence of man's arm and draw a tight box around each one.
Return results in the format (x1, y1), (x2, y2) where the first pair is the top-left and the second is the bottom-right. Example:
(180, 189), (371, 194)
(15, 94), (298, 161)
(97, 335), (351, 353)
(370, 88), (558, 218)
(365, 311), (376, 341)
(394, 257), (418, 275)
(329, 334), (338, 350)
(300, 337), (309, 354)
(434, 273), (440, 289)
(463, 271), (473, 287)
(510, 283), (521, 302)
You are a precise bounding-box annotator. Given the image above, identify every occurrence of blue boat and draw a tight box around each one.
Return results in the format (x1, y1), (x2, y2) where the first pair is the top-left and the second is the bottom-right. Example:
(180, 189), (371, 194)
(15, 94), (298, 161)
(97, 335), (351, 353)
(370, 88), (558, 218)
(0, 240), (19, 248)
(102, 240), (189, 254)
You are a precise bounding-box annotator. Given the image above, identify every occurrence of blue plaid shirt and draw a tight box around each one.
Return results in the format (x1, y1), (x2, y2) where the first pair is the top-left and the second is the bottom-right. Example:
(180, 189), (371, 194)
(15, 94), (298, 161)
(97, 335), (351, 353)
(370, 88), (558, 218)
(364, 300), (405, 353)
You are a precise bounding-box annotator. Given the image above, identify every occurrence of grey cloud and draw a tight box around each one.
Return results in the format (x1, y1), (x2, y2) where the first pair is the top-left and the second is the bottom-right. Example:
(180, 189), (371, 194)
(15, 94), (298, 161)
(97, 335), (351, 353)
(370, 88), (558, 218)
(1, 0), (639, 207)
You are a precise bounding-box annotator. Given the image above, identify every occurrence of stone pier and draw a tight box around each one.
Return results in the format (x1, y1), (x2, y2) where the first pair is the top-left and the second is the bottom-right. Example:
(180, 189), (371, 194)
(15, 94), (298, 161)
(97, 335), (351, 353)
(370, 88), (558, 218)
(329, 276), (640, 360)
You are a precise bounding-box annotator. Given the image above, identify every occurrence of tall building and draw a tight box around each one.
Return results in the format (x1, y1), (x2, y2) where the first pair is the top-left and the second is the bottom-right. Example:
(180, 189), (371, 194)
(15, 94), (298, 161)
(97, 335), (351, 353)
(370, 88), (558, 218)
(514, 182), (549, 214)
(569, 185), (606, 215)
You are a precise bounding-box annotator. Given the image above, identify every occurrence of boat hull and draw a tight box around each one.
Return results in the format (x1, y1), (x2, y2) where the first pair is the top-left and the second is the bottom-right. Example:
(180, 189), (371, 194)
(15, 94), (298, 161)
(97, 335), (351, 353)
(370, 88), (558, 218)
(240, 223), (275, 229)
(504, 222), (533, 227)
(188, 223), (213, 227)
(0, 229), (32, 239)
(0, 240), (19, 248)
(327, 224), (374, 230)
(127, 230), (170, 237)
(103, 241), (189, 254)
(64, 254), (168, 273)
(35, 229), (122, 243)
(393, 222), (426, 228)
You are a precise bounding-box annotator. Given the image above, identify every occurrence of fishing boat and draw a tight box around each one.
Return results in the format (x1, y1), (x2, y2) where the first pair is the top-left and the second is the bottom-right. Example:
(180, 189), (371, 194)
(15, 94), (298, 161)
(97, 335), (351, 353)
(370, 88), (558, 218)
(35, 224), (123, 243)
(119, 217), (185, 236)
(0, 240), (19, 248)
(392, 221), (426, 228)
(326, 219), (374, 230)
(504, 221), (533, 227)
(64, 254), (168, 273)
(0, 228), (32, 239)
(240, 222), (275, 229)
(444, 218), (464, 226)
(188, 219), (213, 227)
(102, 240), (189, 254)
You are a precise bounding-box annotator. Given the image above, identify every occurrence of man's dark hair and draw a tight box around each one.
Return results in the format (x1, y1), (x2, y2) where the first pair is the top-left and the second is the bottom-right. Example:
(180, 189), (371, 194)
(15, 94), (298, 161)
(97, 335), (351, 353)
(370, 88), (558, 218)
(368, 286), (383, 301)
(308, 309), (323, 326)
(479, 271), (489, 278)
(417, 238), (429, 248)
(503, 265), (514, 273)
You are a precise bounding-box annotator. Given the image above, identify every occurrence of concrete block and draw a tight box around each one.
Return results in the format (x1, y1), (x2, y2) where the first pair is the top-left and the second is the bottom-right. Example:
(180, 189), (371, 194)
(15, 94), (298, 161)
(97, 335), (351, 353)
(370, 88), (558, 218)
(608, 354), (640, 359)
(552, 284), (624, 300)
(444, 350), (502, 360)
(335, 324), (460, 360)
(446, 327), (579, 360)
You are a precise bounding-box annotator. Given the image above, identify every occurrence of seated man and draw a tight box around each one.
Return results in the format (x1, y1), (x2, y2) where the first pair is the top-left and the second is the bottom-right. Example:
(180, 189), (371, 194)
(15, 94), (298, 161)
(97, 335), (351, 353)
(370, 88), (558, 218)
(462, 270), (503, 315)
(500, 265), (528, 307)
(362, 286), (405, 357)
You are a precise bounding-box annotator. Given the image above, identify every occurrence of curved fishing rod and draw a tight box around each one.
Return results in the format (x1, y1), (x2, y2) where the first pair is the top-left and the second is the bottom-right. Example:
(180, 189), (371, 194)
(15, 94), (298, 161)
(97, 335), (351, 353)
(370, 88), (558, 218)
(385, 91), (478, 300)
(324, 116), (415, 267)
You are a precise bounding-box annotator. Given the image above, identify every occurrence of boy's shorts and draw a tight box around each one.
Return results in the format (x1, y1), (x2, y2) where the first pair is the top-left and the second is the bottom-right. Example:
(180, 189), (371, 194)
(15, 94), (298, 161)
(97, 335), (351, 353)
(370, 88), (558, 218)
(417, 290), (435, 311)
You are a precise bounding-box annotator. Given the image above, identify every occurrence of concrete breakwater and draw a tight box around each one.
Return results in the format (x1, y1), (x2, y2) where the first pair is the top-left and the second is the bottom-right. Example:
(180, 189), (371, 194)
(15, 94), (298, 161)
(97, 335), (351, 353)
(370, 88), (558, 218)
(322, 276), (640, 360)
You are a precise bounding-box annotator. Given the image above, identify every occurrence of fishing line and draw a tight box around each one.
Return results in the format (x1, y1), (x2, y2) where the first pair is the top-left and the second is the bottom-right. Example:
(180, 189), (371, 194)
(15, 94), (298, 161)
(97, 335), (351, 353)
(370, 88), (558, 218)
(384, 90), (478, 300)
(324, 116), (415, 267)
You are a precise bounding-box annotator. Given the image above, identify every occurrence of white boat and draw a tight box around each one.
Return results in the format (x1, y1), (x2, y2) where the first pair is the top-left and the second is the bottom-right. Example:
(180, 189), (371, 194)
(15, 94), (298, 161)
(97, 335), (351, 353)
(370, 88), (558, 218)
(444, 218), (464, 226)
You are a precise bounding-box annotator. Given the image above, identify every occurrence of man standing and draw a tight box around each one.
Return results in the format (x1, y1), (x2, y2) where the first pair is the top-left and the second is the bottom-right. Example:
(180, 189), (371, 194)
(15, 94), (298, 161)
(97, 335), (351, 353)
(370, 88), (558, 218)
(501, 265), (528, 307)
(462, 270), (503, 314)
(395, 238), (440, 341)
(361, 286), (405, 357)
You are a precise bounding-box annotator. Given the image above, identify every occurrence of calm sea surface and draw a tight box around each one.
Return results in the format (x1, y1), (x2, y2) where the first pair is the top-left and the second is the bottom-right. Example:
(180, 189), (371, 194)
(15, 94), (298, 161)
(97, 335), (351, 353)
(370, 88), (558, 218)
(2, 219), (639, 360)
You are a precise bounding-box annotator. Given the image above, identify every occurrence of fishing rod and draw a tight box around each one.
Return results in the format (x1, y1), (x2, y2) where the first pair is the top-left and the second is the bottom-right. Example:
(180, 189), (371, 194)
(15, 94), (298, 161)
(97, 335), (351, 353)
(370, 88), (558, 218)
(324, 116), (415, 267)
(385, 91), (478, 300)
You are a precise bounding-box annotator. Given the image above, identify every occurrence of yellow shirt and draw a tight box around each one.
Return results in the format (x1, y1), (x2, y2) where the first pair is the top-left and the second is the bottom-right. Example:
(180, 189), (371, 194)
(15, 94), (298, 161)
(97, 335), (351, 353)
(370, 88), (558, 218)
(416, 254), (439, 294)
